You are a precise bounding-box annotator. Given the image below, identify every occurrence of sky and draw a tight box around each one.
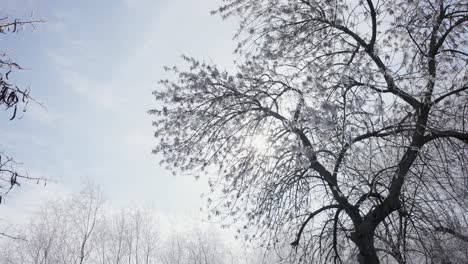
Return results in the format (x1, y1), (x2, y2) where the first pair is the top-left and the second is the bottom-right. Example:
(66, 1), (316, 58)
(0, 0), (239, 223)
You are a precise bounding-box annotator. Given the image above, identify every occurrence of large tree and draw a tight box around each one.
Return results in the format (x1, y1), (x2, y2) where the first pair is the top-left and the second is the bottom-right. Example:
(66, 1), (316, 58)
(151, 0), (468, 263)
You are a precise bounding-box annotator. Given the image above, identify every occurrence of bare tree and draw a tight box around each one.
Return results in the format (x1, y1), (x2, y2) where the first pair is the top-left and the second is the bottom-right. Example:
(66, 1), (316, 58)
(0, 16), (45, 204)
(0, 185), (280, 264)
(68, 184), (104, 264)
(0, 201), (65, 264)
(160, 226), (234, 264)
(93, 212), (127, 264)
(91, 207), (161, 264)
(151, 0), (468, 263)
(0, 183), (103, 264)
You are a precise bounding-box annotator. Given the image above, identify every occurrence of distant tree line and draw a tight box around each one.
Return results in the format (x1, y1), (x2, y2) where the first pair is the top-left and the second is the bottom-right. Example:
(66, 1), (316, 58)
(0, 184), (279, 264)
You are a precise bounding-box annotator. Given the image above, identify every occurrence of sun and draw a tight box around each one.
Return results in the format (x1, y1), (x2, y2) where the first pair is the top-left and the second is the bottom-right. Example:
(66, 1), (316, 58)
(249, 133), (270, 153)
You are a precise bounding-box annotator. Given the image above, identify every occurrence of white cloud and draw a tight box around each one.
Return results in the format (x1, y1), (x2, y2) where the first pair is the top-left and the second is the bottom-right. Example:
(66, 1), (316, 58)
(1, 0), (240, 227)
(51, 62), (122, 109)
(121, 0), (156, 8)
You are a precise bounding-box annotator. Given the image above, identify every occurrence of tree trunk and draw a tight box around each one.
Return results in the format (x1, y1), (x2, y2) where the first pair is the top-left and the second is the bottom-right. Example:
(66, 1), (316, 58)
(351, 226), (380, 264)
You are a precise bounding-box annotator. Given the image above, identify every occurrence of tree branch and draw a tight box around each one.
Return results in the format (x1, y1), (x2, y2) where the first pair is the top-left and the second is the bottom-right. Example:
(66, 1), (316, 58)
(434, 226), (468, 243)
(366, 0), (377, 49)
(433, 85), (468, 104)
(291, 205), (340, 247)
(434, 16), (468, 52)
(424, 129), (468, 143)
(316, 18), (421, 108)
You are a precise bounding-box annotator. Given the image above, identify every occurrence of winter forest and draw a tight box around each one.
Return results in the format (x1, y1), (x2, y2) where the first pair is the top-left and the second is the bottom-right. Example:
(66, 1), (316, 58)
(1, 0), (468, 263)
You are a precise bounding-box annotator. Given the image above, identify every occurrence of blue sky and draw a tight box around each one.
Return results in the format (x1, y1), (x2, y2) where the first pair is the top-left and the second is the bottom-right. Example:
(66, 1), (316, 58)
(0, 0), (238, 221)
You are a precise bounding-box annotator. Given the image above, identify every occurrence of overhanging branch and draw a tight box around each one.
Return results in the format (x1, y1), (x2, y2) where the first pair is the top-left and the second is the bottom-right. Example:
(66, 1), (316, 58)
(434, 226), (468, 242)
(424, 129), (468, 143)
(291, 205), (340, 248)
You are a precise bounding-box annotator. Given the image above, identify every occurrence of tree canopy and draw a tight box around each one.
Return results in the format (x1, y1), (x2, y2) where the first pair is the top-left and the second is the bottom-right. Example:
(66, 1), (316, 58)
(151, 0), (468, 263)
